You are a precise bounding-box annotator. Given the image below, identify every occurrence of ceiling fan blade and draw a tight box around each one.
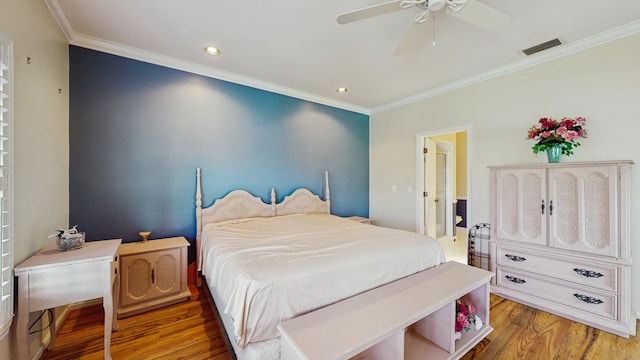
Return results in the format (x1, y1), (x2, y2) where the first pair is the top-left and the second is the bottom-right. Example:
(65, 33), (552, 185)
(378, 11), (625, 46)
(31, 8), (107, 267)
(393, 20), (427, 56)
(337, 0), (404, 25)
(447, 0), (510, 31)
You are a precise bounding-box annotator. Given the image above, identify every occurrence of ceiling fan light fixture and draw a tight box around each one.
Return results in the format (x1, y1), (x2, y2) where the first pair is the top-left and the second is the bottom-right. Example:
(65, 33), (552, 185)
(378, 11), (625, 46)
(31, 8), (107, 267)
(428, 0), (446, 11)
(446, 0), (468, 14)
(204, 46), (221, 56)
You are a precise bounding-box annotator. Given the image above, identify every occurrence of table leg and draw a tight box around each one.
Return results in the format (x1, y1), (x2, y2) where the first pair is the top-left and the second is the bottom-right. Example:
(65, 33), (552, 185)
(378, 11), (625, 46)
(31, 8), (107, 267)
(16, 275), (29, 360)
(103, 297), (113, 360)
(48, 307), (56, 350)
(103, 266), (114, 360)
(112, 269), (120, 331)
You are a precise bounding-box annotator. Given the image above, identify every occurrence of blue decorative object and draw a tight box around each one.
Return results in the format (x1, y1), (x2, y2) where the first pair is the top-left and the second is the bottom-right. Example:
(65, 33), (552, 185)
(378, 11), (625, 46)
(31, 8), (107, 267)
(546, 144), (562, 163)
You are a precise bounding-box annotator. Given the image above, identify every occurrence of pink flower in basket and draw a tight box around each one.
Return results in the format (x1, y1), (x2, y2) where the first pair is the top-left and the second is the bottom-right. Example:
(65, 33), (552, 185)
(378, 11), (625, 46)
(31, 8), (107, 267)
(455, 299), (476, 333)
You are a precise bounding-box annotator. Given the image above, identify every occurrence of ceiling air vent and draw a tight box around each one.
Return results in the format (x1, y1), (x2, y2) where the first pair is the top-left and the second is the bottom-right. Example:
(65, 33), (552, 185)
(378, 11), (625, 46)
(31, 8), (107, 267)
(522, 38), (562, 56)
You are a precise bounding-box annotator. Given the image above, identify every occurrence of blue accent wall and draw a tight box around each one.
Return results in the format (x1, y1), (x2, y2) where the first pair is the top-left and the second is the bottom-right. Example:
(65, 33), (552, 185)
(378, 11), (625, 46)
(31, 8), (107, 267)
(69, 46), (369, 258)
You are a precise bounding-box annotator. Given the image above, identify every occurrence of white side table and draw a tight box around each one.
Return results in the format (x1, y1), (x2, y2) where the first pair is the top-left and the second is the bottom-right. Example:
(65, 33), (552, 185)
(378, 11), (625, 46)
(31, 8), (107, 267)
(14, 238), (122, 360)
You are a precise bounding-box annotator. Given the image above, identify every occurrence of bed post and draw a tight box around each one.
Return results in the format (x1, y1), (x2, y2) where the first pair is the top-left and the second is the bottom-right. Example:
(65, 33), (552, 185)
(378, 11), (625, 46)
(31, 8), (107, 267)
(270, 188), (277, 215)
(325, 171), (331, 214)
(195, 167), (203, 287)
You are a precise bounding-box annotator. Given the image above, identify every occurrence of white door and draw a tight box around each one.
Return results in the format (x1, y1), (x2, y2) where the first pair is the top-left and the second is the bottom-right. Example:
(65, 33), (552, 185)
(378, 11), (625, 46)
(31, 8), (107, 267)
(423, 138), (437, 238)
(435, 151), (447, 238)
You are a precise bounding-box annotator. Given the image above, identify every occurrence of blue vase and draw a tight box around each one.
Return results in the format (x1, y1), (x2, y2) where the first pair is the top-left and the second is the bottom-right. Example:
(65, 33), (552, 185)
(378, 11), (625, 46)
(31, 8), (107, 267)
(546, 145), (562, 163)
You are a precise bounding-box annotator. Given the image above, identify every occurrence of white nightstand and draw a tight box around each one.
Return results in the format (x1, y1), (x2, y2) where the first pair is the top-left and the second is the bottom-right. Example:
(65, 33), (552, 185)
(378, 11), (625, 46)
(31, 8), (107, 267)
(346, 216), (371, 224)
(15, 239), (121, 360)
(117, 236), (191, 318)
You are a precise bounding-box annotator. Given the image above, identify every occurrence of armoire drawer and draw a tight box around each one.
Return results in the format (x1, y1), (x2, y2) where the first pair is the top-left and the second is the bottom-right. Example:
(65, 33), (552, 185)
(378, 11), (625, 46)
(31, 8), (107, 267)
(495, 246), (617, 292)
(496, 267), (617, 320)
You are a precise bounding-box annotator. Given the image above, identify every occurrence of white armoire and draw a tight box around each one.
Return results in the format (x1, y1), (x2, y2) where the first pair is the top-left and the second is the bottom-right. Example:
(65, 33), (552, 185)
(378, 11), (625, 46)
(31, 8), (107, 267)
(489, 160), (636, 337)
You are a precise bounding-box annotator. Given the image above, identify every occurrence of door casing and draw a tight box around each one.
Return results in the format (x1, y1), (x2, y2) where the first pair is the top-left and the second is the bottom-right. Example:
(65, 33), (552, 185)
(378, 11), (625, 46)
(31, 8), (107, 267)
(416, 125), (472, 236)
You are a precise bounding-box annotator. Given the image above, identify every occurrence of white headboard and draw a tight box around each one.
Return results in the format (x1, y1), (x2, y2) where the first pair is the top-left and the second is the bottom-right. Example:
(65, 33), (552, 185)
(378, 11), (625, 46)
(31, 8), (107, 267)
(275, 188), (329, 216)
(195, 168), (331, 276)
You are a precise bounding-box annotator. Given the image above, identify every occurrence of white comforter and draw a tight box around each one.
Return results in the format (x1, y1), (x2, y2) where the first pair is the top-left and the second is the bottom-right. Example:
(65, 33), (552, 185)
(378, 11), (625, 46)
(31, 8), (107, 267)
(200, 213), (445, 348)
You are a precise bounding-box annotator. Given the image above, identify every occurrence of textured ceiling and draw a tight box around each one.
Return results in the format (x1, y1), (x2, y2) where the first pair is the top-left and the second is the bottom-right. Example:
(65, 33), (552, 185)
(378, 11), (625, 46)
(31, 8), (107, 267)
(46, 0), (640, 114)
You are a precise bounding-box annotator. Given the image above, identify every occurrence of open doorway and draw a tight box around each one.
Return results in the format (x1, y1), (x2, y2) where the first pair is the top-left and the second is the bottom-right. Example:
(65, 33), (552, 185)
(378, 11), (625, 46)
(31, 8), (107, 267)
(416, 126), (470, 264)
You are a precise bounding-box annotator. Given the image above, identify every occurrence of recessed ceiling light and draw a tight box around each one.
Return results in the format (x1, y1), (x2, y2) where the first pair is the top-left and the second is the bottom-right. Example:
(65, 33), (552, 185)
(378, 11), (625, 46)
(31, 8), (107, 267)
(204, 46), (221, 56)
(336, 87), (348, 93)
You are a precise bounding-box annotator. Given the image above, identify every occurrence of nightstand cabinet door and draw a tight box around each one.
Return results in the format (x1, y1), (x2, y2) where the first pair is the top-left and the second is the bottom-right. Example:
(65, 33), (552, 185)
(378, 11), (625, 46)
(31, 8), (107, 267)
(117, 237), (191, 318)
(120, 247), (182, 307)
(156, 252), (181, 292)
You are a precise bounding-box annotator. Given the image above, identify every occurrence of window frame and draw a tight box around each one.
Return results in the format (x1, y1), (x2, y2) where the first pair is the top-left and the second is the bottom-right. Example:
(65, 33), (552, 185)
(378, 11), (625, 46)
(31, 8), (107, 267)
(0, 31), (14, 341)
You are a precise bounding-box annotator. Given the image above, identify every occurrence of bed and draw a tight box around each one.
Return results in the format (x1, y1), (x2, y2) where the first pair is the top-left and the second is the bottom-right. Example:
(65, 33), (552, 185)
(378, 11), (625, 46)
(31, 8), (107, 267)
(195, 168), (446, 360)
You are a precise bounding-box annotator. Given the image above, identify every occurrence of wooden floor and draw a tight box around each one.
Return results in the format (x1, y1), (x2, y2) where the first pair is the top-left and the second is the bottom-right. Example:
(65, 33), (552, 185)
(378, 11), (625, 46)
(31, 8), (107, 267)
(41, 286), (230, 360)
(463, 296), (640, 360)
(42, 289), (640, 360)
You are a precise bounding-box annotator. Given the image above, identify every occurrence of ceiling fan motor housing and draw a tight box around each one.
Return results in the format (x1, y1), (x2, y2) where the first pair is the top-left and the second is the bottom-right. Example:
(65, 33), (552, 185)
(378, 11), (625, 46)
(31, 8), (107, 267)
(424, 0), (447, 11)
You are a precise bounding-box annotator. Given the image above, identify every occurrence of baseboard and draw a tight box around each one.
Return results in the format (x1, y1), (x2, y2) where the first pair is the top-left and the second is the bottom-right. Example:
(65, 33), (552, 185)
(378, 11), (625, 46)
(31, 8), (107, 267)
(69, 298), (102, 309)
(31, 344), (45, 360)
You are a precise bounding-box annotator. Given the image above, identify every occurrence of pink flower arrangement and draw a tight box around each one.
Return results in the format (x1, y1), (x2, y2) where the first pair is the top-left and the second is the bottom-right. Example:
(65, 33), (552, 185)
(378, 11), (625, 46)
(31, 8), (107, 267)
(455, 299), (476, 332)
(527, 117), (587, 156)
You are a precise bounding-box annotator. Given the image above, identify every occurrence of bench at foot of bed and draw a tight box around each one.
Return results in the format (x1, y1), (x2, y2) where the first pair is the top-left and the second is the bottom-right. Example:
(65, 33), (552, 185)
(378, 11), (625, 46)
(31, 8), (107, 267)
(278, 261), (494, 360)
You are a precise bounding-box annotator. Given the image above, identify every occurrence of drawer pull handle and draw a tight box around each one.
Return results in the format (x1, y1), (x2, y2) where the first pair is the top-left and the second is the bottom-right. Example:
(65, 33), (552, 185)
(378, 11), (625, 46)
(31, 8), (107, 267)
(573, 268), (604, 278)
(505, 254), (526, 262)
(505, 275), (526, 284)
(573, 293), (604, 305)
(541, 200), (545, 214)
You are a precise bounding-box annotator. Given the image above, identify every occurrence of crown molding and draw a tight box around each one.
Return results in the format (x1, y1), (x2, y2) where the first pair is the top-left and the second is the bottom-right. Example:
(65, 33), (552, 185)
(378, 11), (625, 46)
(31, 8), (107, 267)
(44, 0), (75, 41)
(371, 20), (640, 114)
(44, 1), (370, 115)
(45, 0), (639, 117)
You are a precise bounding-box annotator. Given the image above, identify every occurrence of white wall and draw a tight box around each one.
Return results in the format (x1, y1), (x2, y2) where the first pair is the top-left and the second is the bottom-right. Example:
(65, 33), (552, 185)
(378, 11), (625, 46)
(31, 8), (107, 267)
(456, 132), (467, 198)
(370, 34), (640, 314)
(0, 0), (69, 358)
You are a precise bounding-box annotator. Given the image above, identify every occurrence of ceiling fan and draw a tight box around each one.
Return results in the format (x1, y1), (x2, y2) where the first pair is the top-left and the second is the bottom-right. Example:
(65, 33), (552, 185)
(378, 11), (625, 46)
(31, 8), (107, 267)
(337, 0), (511, 55)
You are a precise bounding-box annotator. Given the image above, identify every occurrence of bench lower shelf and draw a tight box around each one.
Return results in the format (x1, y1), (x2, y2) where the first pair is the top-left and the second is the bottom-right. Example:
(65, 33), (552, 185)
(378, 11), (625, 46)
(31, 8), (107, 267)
(405, 325), (493, 360)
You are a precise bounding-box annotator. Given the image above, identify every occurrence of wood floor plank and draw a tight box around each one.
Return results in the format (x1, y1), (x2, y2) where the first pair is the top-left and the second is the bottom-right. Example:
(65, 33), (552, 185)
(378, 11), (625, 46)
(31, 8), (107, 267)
(42, 290), (639, 360)
(525, 309), (573, 359)
(556, 321), (600, 360)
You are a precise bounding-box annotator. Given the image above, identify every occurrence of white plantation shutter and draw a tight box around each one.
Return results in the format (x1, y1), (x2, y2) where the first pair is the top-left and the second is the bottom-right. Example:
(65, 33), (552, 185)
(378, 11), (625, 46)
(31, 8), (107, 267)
(0, 32), (13, 340)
